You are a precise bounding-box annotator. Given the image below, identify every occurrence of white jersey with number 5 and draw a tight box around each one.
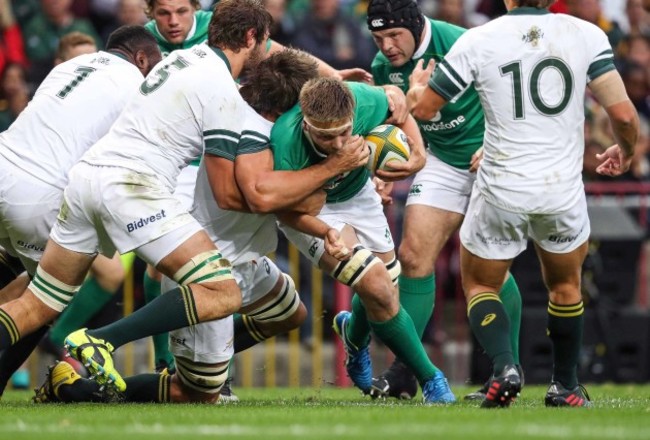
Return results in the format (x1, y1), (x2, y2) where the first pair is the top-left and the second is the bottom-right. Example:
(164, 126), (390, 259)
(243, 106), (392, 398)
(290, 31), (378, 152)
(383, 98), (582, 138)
(0, 52), (143, 191)
(81, 42), (244, 190)
(429, 8), (616, 214)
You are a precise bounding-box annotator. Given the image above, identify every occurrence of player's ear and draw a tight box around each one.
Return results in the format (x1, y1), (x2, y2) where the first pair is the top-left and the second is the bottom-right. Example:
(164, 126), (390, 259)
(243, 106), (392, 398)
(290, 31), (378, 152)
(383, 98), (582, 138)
(134, 49), (153, 76)
(246, 28), (257, 49)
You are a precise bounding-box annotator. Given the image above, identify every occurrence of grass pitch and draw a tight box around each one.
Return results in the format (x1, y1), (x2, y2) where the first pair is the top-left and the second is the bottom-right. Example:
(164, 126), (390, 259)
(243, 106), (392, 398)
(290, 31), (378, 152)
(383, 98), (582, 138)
(1, 384), (649, 440)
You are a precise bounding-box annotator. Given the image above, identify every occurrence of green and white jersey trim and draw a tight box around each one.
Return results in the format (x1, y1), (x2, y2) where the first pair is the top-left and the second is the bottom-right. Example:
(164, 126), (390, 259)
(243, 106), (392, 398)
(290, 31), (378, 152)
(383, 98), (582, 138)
(429, 8), (617, 214)
(204, 129), (241, 159)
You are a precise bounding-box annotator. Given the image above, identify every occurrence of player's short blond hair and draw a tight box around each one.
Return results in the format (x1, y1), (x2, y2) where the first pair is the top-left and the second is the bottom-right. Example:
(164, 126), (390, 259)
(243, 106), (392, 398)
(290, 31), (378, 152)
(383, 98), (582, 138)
(56, 32), (97, 62)
(299, 78), (355, 125)
(144, 0), (201, 18)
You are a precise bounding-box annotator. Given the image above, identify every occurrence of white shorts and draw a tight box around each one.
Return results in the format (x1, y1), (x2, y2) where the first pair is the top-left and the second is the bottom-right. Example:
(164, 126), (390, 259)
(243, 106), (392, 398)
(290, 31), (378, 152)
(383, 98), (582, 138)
(279, 179), (394, 265)
(460, 188), (590, 260)
(163, 256), (282, 363)
(50, 162), (202, 266)
(174, 164), (199, 211)
(406, 152), (475, 214)
(0, 164), (62, 275)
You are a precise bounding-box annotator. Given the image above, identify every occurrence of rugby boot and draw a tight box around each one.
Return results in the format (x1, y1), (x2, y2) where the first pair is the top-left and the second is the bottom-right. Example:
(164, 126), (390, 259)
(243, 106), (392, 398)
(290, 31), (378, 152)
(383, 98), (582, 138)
(545, 382), (593, 408)
(33, 361), (80, 403)
(333, 311), (372, 394)
(481, 364), (521, 408)
(369, 358), (418, 400)
(422, 370), (456, 404)
(64, 328), (126, 392)
(465, 364), (525, 401)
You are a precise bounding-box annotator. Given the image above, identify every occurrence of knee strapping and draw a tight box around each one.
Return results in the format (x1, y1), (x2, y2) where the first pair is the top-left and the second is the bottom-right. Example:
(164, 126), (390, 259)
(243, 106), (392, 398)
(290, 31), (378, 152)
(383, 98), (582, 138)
(331, 245), (381, 288)
(173, 250), (234, 285)
(247, 273), (301, 323)
(29, 266), (80, 312)
(174, 356), (230, 395)
(385, 257), (401, 285)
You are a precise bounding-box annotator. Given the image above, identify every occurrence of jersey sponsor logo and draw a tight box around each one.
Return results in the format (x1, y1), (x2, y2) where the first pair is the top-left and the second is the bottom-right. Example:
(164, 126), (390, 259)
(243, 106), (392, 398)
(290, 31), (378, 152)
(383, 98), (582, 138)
(481, 313), (497, 326)
(388, 72), (404, 85)
(475, 233), (517, 246)
(421, 115), (466, 132)
(548, 233), (579, 244)
(170, 335), (187, 346)
(126, 209), (167, 233)
(370, 19), (384, 28)
(17, 240), (45, 252)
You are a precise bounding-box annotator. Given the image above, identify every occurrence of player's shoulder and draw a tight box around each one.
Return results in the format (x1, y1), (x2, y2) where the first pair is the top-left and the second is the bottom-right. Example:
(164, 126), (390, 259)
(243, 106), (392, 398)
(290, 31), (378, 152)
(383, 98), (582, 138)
(553, 12), (607, 38)
(428, 17), (467, 37)
(243, 103), (273, 136)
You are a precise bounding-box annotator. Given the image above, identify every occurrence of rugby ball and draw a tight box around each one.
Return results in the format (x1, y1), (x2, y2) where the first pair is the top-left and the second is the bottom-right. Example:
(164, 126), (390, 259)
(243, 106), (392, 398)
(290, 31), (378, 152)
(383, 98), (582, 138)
(365, 124), (410, 174)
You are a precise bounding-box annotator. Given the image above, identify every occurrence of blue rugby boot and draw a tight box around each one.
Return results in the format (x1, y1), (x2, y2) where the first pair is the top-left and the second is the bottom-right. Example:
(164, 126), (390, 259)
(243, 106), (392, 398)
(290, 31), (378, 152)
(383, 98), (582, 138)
(422, 370), (456, 404)
(333, 311), (372, 394)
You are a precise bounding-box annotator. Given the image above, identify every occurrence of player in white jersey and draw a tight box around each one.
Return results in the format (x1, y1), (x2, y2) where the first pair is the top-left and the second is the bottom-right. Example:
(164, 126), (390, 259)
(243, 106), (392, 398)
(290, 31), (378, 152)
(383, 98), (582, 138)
(0, 0), (272, 396)
(0, 25), (162, 394)
(409, 0), (639, 408)
(32, 49), (367, 404)
(0, 27), (160, 275)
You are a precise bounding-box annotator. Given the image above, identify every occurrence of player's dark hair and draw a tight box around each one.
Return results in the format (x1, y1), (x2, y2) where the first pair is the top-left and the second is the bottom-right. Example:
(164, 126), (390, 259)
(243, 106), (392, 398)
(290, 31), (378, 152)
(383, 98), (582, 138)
(106, 25), (159, 59)
(208, 0), (271, 51)
(240, 48), (319, 116)
(145, 0), (201, 18)
(516, 0), (555, 8)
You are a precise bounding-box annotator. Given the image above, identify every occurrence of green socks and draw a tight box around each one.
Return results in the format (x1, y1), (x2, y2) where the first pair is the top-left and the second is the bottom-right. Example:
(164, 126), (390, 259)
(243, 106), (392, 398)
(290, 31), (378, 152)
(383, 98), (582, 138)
(548, 301), (584, 389)
(370, 307), (438, 384)
(90, 285), (198, 349)
(49, 277), (114, 347)
(346, 294), (371, 349)
(398, 274), (435, 339)
(499, 274), (522, 364)
(143, 272), (173, 367)
(467, 293), (513, 374)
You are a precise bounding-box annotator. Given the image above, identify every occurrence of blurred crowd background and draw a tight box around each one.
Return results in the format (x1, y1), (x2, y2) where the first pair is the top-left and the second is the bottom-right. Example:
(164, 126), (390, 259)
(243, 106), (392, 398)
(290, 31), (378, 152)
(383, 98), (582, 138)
(1, 0), (649, 179)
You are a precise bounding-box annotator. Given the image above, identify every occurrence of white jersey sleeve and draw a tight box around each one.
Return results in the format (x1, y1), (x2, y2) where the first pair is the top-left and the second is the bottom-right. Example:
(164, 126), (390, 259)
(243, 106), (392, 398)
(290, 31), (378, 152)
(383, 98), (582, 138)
(429, 11), (616, 214)
(82, 43), (245, 191)
(0, 52), (142, 190)
(192, 103), (277, 265)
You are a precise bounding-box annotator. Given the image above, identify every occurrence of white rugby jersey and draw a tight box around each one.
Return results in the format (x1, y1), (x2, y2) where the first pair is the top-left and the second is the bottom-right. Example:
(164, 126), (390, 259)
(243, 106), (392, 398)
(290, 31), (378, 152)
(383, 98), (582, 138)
(429, 8), (616, 214)
(0, 52), (142, 190)
(192, 103), (277, 265)
(82, 42), (244, 191)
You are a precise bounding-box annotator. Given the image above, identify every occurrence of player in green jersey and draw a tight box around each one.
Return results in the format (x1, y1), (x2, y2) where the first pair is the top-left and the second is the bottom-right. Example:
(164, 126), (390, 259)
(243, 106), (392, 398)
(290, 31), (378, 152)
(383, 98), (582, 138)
(269, 77), (455, 403)
(366, 0), (524, 401)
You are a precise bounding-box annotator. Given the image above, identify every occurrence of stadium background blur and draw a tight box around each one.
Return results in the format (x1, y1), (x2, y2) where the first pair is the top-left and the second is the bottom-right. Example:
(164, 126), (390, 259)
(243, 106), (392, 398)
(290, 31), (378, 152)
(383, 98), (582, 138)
(2, 0), (650, 390)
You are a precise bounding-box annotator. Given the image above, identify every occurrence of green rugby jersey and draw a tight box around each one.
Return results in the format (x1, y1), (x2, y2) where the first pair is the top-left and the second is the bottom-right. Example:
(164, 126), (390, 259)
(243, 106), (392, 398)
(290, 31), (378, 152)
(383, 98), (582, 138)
(271, 82), (389, 203)
(371, 18), (484, 169)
